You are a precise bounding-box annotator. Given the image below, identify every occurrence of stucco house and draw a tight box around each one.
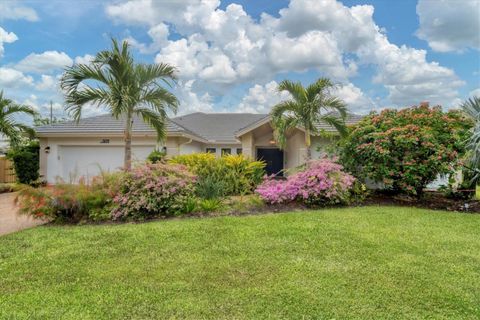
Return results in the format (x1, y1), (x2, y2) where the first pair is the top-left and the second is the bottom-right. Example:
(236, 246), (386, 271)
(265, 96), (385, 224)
(36, 112), (362, 183)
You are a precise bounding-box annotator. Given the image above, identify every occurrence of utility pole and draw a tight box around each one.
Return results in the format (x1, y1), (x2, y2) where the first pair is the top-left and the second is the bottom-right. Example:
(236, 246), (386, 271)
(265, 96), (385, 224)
(50, 100), (53, 124)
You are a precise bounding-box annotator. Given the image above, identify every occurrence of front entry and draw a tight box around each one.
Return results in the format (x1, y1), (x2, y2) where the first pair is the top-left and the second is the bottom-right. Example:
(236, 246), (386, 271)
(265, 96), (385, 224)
(257, 148), (284, 176)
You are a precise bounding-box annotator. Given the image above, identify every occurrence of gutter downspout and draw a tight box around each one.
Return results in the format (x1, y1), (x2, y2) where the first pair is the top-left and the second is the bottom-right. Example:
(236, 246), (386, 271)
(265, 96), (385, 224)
(178, 137), (193, 155)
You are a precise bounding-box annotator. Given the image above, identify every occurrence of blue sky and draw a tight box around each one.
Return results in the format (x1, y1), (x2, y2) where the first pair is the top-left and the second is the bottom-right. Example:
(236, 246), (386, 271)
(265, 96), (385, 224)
(0, 0), (479, 120)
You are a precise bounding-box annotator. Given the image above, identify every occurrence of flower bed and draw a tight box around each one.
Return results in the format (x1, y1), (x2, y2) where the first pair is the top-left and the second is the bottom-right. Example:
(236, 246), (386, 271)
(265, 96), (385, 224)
(256, 159), (356, 206)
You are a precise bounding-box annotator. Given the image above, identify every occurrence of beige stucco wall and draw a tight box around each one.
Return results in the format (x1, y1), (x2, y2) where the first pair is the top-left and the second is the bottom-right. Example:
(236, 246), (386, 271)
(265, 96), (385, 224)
(238, 125), (308, 171)
(310, 136), (340, 159)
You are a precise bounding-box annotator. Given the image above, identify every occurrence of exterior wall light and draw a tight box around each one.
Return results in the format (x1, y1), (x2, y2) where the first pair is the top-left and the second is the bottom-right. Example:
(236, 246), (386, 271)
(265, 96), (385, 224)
(45, 146), (50, 154)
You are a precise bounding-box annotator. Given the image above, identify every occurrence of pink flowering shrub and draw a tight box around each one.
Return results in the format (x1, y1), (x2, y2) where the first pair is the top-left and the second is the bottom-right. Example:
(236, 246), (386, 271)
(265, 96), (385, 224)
(112, 163), (196, 220)
(256, 159), (355, 206)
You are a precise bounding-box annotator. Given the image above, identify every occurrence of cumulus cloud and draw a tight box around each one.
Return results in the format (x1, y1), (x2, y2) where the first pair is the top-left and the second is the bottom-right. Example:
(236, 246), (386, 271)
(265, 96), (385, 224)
(416, 0), (480, 52)
(16, 51), (73, 73)
(74, 54), (94, 65)
(0, 1), (39, 21)
(35, 75), (58, 91)
(107, 0), (467, 111)
(469, 88), (480, 98)
(0, 27), (18, 58)
(175, 80), (214, 115)
(332, 83), (376, 113)
(236, 81), (291, 114)
(0, 67), (33, 88)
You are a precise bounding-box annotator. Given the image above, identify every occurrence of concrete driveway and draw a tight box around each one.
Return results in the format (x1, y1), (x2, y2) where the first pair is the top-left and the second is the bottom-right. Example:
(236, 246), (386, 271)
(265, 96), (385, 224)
(0, 192), (46, 236)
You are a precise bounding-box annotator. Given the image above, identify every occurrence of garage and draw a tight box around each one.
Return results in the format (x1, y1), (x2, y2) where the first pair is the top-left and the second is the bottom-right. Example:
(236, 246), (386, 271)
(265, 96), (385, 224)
(59, 145), (155, 182)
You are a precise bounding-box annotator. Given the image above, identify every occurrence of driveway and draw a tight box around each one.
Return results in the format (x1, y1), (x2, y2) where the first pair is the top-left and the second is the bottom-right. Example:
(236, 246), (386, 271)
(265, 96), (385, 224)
(0, 192), (46, 236)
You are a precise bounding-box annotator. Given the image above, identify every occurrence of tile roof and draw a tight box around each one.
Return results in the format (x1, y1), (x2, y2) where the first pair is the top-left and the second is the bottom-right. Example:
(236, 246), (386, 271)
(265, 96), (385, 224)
(35, 112), (363, 141)
(172, 112), (267, 142)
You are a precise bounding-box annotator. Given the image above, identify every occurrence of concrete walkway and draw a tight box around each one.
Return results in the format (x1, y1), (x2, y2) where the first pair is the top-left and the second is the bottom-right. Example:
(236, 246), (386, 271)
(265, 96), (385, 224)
(0, 192), (45, 236)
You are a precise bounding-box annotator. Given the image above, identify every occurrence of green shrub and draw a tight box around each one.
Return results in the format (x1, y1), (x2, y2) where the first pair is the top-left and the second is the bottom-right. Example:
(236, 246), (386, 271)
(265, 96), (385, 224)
(15, 171), (123, 222)
(195, 175), (226, 199)
(181, 197), (198, 214)
(111, 163), (196, 220)
(170, 153), (265, 196)
(339, 104), (473, 196)
(16, 182), (110, 222)
(198, 198), (223, 212)
(7, 141), (39, 185)
(147, 149), (166, 163)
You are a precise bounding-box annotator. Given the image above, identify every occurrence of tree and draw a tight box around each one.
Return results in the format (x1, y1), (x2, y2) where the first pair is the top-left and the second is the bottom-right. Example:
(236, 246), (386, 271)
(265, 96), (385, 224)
(461, 96), (480, 180)
(0, 91), (36, 147)
(60, 38), (179, 170)
(339, 104), (472, 196)
(270, 78), (347, 160)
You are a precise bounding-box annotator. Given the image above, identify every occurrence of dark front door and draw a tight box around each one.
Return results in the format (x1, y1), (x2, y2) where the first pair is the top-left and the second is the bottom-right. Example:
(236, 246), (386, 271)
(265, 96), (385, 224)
(257, 148), (284, 176)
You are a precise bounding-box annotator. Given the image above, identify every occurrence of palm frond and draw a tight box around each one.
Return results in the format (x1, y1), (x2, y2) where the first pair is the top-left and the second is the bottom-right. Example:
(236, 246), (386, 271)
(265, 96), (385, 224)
(462, 96), (480, 120)
(320, 114), (348, 137)
(277, 80), (306, 103)
(305, 78), (335, 102)
(134, 107), (167, 142)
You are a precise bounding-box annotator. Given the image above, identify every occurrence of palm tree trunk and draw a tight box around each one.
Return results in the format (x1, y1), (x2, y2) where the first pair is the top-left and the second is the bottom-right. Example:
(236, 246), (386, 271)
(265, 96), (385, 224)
(124, 113), (133, 171)
(305, 129), (311, 161)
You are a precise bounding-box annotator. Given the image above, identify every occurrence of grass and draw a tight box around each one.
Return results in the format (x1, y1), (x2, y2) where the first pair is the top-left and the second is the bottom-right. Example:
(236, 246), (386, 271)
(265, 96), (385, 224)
(0, 206), (479, 319)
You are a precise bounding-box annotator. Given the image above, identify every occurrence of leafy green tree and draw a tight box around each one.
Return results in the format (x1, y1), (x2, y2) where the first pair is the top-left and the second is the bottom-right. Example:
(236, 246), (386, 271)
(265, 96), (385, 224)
(271, 78), (347, 160)
(339, 104), (472, 196)
(461, 96), (480, 180)
(0, 91), (36, 146)
(60, 38), (179, 170)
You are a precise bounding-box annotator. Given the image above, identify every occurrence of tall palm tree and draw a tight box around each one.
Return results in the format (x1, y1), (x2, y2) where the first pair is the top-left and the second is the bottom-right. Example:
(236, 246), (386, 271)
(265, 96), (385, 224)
(461, 96), (480, 180)
(60, 38), (179, 170)
(0, 91), (36, 146)
(270, 78), (347, 160)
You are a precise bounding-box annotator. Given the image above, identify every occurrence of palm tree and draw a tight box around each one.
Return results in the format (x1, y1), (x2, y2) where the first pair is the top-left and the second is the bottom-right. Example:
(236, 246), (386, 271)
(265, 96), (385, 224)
(270, 78), (347, 160)
(0, 91), (36, 146)
(461, 96), (480, 180)
(60, 38), (179, 170)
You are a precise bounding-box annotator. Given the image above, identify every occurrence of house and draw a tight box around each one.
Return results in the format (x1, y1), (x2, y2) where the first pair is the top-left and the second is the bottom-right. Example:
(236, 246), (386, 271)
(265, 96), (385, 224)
(36, 112), (362, 183)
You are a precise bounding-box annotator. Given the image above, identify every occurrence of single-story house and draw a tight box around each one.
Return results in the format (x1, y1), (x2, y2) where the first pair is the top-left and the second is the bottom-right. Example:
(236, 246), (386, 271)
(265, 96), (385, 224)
(36, 112), (362, 183)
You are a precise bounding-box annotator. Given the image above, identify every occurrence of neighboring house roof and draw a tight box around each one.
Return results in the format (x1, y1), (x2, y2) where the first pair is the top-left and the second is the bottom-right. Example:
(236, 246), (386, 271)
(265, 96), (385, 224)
(35, 112), (363, 142)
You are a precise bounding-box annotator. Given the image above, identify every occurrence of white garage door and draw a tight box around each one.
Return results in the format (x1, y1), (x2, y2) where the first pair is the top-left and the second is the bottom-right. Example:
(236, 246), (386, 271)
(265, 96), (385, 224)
(60, 145), (155, 182)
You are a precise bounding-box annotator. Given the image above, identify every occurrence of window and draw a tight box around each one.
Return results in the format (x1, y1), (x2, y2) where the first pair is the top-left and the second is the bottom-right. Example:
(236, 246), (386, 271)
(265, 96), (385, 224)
(206, 148), (216, 154)
(221, 148), (231, 155)
(236, 148), (242, 155)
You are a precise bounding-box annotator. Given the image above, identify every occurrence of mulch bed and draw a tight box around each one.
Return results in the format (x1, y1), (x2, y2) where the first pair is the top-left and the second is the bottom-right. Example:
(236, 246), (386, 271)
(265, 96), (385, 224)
(361, 191), (480, 213)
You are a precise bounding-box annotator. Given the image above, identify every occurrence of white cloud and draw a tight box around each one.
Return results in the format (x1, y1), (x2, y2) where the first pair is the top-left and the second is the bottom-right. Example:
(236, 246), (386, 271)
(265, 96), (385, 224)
(267, 31), (350, 78)
(0, 27), (18, 58)
(74, 54), (94, 65)
(0, 67), (33, 88)
(175, 80), (214, 114)
(0, 1), (38, 21)
(35, 75), (58, 91)
(107, 0), (467, 112)
(236, 81), (291, 114)
(416, 0), (480, 52)
(16, 51), (73, 73)
(469, 88), (480, 98)
(332, 83), (376, 113)
(106, 0), (197, 26)
(126, 23), (170, 54)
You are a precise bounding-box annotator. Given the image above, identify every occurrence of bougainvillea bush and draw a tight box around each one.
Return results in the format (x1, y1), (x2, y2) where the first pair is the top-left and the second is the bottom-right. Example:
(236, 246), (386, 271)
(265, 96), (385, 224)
(256, 159), (355, 206)
(111, 163), (196, 220)
(339, 104), (472, 196)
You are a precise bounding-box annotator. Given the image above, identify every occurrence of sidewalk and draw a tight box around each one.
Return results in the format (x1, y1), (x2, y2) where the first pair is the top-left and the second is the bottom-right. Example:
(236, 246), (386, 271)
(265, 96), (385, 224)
(0, 192), (45, 236)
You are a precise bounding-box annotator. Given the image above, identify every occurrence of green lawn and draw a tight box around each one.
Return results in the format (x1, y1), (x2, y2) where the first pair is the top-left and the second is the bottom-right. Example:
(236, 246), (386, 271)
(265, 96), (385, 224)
(1, 206), (479, 319)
